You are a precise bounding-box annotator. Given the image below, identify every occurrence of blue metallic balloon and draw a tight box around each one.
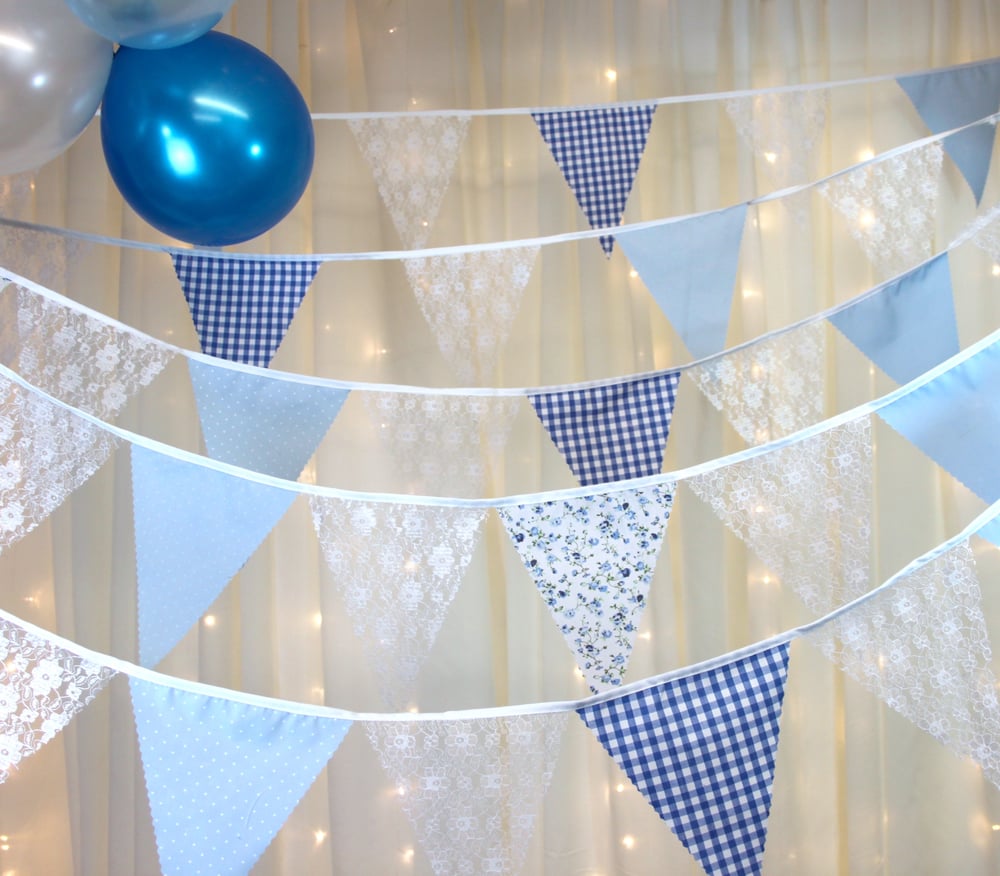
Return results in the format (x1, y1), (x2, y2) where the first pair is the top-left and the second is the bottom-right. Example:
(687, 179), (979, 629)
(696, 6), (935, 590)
(100, 31), (314, 247)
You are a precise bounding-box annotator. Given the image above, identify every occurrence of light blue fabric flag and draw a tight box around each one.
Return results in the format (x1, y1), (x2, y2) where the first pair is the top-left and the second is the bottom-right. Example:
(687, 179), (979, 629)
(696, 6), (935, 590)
(130, 677), (351, 876)
(977, 513), (1000, 549)
(828, 253), (958, 384)
(131, 445), (296, 667)
(877, 336), (1000, 503)
(617, 205), (748, 360)
(898, 60), (1000, 204)
(187, 359), (348, 480)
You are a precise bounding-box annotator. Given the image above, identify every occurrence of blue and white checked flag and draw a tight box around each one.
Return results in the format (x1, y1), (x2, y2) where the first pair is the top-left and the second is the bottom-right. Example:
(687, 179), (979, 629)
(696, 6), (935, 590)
(172, 254), (322, 367)
(533, 105), (656, 255)
(529, 371), (681, 486)
(578, 642), (791, 876)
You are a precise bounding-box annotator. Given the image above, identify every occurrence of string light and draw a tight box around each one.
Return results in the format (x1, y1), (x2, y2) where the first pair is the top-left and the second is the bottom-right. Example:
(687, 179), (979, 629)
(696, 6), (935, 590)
(858, 148), (875, 161)
(638, 631), (651, 641)
(621, 835), (636, 850)
(992, 264), (1000, 277)
(614, 782), (626, 793)
(402, 847), (415, 863)
(202, 615), (217, 628)
(741, 288), (758, 298)
(858, 210), (876, 228)
(763, 151), (777, 164)
(313, 612), (323, 629)
(604, 68), (618, 82)
(629, 268), (638, 278)
(313, 829), (327, 846)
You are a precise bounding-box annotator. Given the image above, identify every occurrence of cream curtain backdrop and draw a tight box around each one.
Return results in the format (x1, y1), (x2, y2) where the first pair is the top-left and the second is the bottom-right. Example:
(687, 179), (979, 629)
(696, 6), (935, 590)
(2, 0), (1000, 873)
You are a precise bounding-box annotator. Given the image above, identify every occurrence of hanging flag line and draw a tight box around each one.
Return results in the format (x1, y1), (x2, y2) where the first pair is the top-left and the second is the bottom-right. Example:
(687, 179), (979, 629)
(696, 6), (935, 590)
(1, 111), (995, 264)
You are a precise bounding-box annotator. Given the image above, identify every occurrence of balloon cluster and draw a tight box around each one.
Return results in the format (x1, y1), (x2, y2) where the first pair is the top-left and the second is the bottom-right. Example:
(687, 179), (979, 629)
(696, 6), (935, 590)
(1, 1), (314, 246)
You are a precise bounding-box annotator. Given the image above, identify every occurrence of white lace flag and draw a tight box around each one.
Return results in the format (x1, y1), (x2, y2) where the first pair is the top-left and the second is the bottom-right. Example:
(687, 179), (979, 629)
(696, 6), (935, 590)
(0, 616), (116, 781)
(348, 115), (470, 248)
(0, 226), (90, 293)
(0, 173), (35, 219)
(966, 203), (1000, 264)
(687, 321), (826, 445)
(686, 417), (873, 616)
(818, 142), (943, 280)
(402, 246), (539, 384)
(365, 713), (567, 876)
(309, 498), (487, 708)
(806, 540), (1000, 789)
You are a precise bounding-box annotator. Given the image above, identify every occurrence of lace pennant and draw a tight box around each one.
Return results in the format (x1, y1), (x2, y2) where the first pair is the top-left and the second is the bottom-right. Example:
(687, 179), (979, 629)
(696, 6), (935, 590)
(402, 246), (540, 384)
(187, 359), (347, 480)
(360, 392), (521, 498)
(0, 375), (120, 553)
(348, 115), (470, 249)
(365, 713), (567, 876)
(0, 226), (90, 293)
(497, 483), (675, 692)
(0, 172), (35, 219)
(0, 616), (116, 782)
(818, 142), (943, 280)
(532, 105), (656, 255)
(529, 371), (681, 487)
(130, 677), (351, 876)
(806, 540), (1000, 789)
(898, 59), (1000, 204)
(686, 417), (873, 616)
(966, 203), (1000, 264)
(829, 253), (958, 384)
(309, 498), (487, 708)
(131, 445), (296, 667)
(687, 321), (825, 445)
(578, 643), (791, 876)
(172, 254), (322, 367)
(617, 205), (748, 359)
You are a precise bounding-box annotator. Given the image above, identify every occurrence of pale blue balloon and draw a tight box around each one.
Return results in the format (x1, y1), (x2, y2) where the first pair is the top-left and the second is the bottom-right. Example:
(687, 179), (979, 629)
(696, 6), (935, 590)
(64, 0), (235, 49)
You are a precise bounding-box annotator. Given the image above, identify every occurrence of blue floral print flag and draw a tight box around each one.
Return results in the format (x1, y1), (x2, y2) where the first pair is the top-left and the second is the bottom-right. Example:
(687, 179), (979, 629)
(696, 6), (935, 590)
(497, 483), (675, 692)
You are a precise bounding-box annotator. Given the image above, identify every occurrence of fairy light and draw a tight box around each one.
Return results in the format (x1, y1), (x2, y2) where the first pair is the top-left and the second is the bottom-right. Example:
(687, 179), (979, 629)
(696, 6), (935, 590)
(313, 829), (327, 846)
(629, 268), (638, 279)
(396, 784), (407, 797)
(858, 209), (876, 228)
(614, 782), (626, 793)
(763, 151), (777, 164)
(741, 288), (758, 298)
(991, 264), (1000, 277)
(638, 631), (652, 641)
(992, 824), (1000, 831)
(313, 612), (323, 629)
(402, 847), (415, 863)
(858, 148), (875, 161)
(203, 615), (217, 628)
(621, 835), (636, 850)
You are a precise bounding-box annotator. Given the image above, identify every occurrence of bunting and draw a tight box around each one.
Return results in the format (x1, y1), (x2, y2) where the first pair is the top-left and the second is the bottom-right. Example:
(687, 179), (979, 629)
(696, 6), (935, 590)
(497, 484), (674, 691)
(171, 254), (322, 367)
(967, 203), (1000, 264)
(533, 105), (656, 255)
(578, 642), (791, 876)
(529, 371), (681, 487)
(130, 678), (352, 876)
(0, 225), (89, 294)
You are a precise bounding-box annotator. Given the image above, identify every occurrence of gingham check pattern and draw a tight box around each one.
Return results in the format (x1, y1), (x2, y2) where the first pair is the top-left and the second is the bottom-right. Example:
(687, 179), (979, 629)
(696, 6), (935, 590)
(529, 370), (681, 487)
(578, 642), (791, 876)
(172, 254), (322, 367)
(533, 105), (656, 255)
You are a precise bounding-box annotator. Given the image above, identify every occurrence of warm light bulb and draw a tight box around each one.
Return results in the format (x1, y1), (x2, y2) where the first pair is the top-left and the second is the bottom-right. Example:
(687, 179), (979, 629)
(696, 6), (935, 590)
(203, 615), (217, 628)
(621, 835), (636, 850)
(313, 612), (323, 629)
(763, 151), (777, 164)
(615, 783), (626, 793)
(604, 68), (618, 82)
(858, 148), (875, 161)
(629, 268), (638, 279)
(992, 264), (1000, 277)
(741, 288), (758, 298)
(858, 210), (876, 228)
(402, 847), (415, 863)
(313, 829), (327, 846)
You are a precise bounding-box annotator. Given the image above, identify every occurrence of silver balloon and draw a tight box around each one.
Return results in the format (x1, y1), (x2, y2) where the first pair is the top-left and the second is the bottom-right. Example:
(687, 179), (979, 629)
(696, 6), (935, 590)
(0, 0), (112, 176)
(63, 0), (236, 49)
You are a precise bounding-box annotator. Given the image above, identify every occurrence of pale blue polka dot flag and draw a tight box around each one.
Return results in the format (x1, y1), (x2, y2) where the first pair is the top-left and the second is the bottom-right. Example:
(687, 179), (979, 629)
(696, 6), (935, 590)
(529, 370), (681, 486)
(187, 358), (348, 480)
(533, 105), (656, 255)
(578, 642), (791, 876)
(129, 677), (351, 876)
(172, 254), (322, 367)
(131, 445), (296, 667)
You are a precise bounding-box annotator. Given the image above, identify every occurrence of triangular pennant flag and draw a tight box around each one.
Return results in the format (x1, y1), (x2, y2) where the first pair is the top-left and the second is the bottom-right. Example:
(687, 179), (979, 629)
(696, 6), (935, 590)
(309, 497), (487, 708)
(977, 512), (1000, 549)
(828, 253), (958, 384)
(130, 677), (351, 876)
(0, 616), (116, 782)
(0, 225), (91, 293)
(686, 417), (873, 616)
(877, 335), (1000, 503)
(0, 172), (35, 220)
(966, 202), (1000, 264)
(171, 254), (321, 367)
(348, 115), (470, 249)
(806, 539), (1000, 789)
(365, 713), (567, 876)
(131, 445), (296, 667)
(529, 371), (681, 487)
(578, 642), (791, 876)
(898, 60), (1000, 204)
(497, 483), (674, 691)
(617, 205), (748, 359)
(533, 105), (656, 255)
(187, 359), (347, 480)
(402, 246), (540, 384)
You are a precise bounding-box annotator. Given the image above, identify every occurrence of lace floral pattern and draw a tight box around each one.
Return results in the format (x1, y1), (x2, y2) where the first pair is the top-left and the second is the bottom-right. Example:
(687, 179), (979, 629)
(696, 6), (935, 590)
(349, 115), (470, 248)
(0, 226), (89, 293)
(687, 321), (826, 445)
(310, 498), (487, 708)
(806, 540), (1000, 788)
(403, 246), (539, 385)
(0, 172), (35, 219)
(686, 417), (873, 615)
(497, 484), (675, 692)
(965, 203), (1000, 264)
(365, 713), (567, 876)
(0, 617), (116, 780)
(818, 142), (943, 279)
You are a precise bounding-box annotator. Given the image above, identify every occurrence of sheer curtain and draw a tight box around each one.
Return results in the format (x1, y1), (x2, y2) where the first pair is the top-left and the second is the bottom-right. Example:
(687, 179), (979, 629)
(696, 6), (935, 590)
(2, 1), (1000, 873)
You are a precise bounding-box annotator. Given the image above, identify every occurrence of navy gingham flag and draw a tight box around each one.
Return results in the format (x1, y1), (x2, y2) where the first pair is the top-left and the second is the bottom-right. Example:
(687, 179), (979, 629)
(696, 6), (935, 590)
(578, 642), (791, 876)
(172, 254), (322, 367)
(529, 370), (681, 487)
(533, 105), (656, 255)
